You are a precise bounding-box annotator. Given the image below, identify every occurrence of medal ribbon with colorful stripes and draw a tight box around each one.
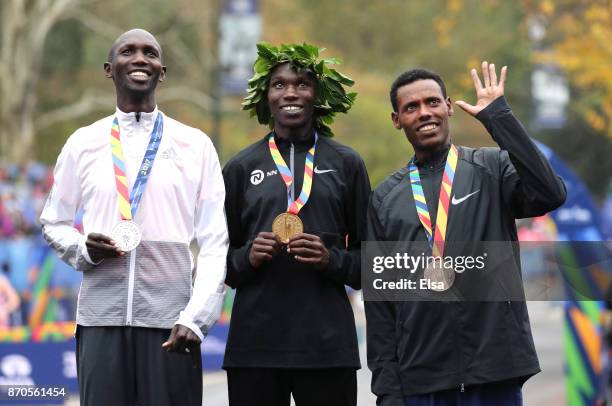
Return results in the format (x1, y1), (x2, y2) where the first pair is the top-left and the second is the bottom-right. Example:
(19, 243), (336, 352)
(110, 113), (164, 221)
(408, 144), (459, 257)
(268, 132), (318, 215)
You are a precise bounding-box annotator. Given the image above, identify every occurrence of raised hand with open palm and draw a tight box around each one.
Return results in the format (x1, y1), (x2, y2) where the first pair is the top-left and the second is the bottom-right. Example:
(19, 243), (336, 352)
(455, 61), (507, 117)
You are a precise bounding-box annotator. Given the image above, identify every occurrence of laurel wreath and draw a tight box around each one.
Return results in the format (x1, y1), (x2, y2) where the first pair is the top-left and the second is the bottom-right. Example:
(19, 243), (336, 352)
(242, 42), (357, 137)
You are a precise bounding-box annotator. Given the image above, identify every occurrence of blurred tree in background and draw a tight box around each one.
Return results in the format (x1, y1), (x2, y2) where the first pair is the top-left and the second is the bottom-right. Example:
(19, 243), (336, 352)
(299, 0), (534, 183)
(524, 0), (612, 199)
(526, 0), (611, 136)
(0, 0), (610, 199)
(0, 0), (78, 162)
(1, 0), (221, 163)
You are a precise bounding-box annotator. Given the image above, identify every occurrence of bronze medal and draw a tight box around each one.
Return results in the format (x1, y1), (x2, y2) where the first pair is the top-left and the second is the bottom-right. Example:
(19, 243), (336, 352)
(423, 262), (455, 292)
(272, 212), (304, 244)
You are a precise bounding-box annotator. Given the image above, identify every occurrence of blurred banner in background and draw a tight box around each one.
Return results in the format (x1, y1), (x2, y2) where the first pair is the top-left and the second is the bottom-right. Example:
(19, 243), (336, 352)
(532, 142), (610, 405)
(220, 0), (260, 94)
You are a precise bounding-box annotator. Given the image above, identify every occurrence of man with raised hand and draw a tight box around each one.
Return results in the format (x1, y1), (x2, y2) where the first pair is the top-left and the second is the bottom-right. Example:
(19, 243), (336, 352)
(40, 29), (228, 406)
(366, 63), (566, 405)
(222, 43), (370, 406)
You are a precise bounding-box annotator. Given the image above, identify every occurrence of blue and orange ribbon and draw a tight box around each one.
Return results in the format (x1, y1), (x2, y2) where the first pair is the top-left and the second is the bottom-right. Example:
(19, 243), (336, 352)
(268, 133), (317, 215)
(409, 144), (459, 257)
(110, 114), (163, 221)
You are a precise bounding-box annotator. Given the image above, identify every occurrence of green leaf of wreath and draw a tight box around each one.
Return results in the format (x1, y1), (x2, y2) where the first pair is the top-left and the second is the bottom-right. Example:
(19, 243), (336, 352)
(242, 42), (357, 137)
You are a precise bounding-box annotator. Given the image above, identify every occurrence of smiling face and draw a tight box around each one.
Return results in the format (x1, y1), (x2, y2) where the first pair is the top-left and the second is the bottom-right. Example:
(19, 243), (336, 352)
(391, 79), (453, 156)
(267, 63), (315, 137)
(104, 29), (166, 104)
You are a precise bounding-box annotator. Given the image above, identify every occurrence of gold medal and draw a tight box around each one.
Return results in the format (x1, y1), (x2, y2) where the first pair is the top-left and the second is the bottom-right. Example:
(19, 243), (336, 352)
(272, 212), (304, 244)
(423, 262), (455, 292)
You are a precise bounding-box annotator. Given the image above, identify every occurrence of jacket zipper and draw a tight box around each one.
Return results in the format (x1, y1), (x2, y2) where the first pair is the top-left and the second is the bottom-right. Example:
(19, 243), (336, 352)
(456, 302), (466, 394)
(125, 115), (141, 326)
(290, 143), (295, 200)
(126, 248), (136, 325)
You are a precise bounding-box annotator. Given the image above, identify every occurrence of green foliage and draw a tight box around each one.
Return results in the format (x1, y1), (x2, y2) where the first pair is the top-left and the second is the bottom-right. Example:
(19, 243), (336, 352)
(242, 42), (357, 137)
(303, 0), (533, 117)
(11, 0), (607, 198)
(529, 0), (612, 137)
(42, 20), (85, 75)
(265, 0), (534, 186)
(539, 95), (612, 201)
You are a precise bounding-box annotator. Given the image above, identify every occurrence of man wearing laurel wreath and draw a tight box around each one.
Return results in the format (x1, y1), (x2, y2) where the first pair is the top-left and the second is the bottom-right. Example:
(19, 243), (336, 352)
(40, 29), (228, 406)
(221, 43), (371, 406)
(365, 64), (566, 405)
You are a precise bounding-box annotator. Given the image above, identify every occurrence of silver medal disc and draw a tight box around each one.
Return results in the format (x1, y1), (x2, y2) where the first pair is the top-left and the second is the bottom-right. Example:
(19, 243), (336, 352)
(111, 220), (142, 252)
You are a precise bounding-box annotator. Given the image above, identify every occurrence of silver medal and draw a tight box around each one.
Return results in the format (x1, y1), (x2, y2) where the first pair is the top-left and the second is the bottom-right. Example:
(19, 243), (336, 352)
(111, 220), (142, 252)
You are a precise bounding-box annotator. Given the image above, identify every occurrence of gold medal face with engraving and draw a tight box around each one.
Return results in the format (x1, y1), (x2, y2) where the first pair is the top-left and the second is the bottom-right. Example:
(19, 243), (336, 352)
(423, 262), (455, 292)
(272, 213), (304, 244)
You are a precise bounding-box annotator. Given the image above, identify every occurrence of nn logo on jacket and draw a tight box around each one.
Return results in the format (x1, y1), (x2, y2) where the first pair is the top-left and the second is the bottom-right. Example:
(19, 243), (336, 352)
(250, 170), (264, 185)
(250, 169), (278, 185)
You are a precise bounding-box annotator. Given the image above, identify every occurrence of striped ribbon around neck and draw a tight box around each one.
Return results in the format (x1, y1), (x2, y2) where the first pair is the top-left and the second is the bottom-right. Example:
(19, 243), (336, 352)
(268, 132), (317, 215)
(408, 144), (459, 257)
(110, 113), (164, 221)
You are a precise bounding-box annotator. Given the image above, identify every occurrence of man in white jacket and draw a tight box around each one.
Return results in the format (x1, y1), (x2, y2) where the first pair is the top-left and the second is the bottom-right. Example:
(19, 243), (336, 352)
(40, 29), (228, 406)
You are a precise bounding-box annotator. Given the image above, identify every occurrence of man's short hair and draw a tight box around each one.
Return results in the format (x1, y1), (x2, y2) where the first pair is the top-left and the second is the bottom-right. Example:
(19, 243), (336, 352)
(389, 68), (447, 112)
(107, 45), (117, 63)
(106, 29), (163, 63)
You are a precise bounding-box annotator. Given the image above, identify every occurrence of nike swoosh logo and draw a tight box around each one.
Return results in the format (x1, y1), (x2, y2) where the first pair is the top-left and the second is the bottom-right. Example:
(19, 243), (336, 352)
(314, 166), (336, 174)
(451, 190), (480, 205)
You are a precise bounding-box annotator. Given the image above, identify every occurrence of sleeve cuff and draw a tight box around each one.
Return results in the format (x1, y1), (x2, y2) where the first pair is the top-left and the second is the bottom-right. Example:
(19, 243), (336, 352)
(176, 312), (206, 341)
(321, 246), (340, 274)
(241, 240), (257, 272)
(79, 235), (103, 266)
(475, 95), (510, 122)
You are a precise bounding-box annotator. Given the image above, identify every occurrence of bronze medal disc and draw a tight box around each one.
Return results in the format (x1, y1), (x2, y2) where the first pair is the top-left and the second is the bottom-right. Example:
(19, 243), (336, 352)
(423, 262), (455, 292)
(272, 212), (304, 244)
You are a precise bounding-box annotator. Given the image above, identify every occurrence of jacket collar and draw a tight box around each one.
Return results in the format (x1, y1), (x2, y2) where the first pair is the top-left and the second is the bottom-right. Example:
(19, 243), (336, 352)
(272, 131), (317, 153)
(114, 106), (159, 137)
(414, 143), (451, 170)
